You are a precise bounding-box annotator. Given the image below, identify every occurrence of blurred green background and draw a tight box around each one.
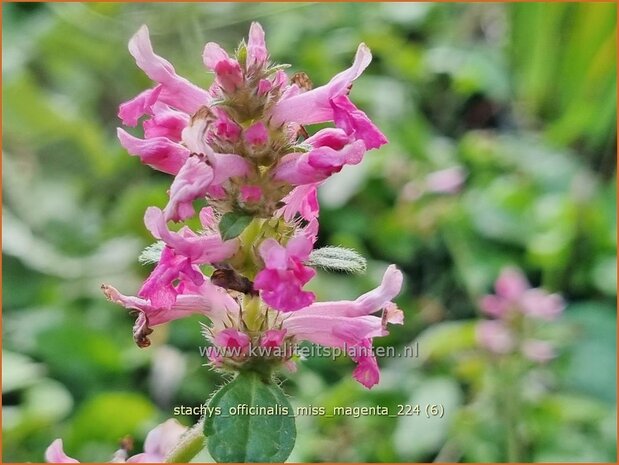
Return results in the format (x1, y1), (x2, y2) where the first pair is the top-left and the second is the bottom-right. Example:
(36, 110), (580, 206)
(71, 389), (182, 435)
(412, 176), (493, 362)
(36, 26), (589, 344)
(2, 2), (617, 462)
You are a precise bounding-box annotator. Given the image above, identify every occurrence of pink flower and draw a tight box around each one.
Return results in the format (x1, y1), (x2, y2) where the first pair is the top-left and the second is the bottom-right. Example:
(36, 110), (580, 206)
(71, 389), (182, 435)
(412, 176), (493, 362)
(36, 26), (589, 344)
(163, 155), (214, 222)
(254, 236), (316, 312)
(331, 95), (387, 150)
(425, 167), (466, 194)
(142, 103), (189, 141)
(476, 320), (515, 354)
(240, 185), (262, 203)
(278, 184), (319, 222)
(118, 86), (162, 127)
(203, 43), (244, 93)
(210, 108), (241, 143)
(213, 328), (251, 352)
(103, 275), (239, 348)
(244, 121), (269, 148)
(521, 339), (556, 363)
(138, 246), (204, 310)
(261, 329), (287, 349)
(520, 289), (565, 321)
(45, 440), (79, 463)
(144, 207), (238, 264)
(46, 420), (187, 463)
(128, 26), (210, 115)
(350, 339), (380, 389)
(117, 128), (189, 175)
(271, 43), (372, 126)
(274, 129), (366, 185)
(247, 22), (268, 69)
(480, 267), (564, 321)
(282, 266), (403, 387)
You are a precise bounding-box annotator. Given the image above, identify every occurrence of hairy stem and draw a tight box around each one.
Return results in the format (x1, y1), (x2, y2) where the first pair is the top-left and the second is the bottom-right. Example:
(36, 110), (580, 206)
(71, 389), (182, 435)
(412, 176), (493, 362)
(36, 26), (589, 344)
(165, 418), (206, 463)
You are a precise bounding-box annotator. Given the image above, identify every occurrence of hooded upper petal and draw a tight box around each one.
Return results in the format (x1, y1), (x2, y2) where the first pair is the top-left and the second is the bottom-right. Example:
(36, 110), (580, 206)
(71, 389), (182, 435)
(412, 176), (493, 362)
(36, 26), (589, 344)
(271, 43), (372, 125)
(117, 128), (189, 175)
(129, 26), (210, 114)
(45, 439), (79, 463)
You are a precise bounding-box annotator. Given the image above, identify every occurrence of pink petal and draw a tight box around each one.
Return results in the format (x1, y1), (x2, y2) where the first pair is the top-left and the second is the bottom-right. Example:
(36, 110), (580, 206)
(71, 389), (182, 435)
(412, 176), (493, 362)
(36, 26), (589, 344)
(476, 320), (515, 354)
(495, 267), (530, 300)
(330, 95), (388, 150)
(214, 328), (251, 350)
(143, 103), (189, 141)
(142, 419), (187, 460)
(240, 185), (262, 203)
(271, 43), (372, 125)
(144, 207), (238, 264)
(425, 167), (466, 194)
(479, 294), (508, 318)
(129, 26), (210, 114)
(520, 289), (565, 321)
(261, 329), (287, 349)
(244, 121), (269, 147)
(247, 22), (268, 68)
(118, 86), (162, 126)
(278, 184), (320, 222)
(45, 439), (79, 463)
(203, 42), (230, 70)
(117, 128), (189, 175)
(163, 156), (214, 222)
(521, 339), (556, 363)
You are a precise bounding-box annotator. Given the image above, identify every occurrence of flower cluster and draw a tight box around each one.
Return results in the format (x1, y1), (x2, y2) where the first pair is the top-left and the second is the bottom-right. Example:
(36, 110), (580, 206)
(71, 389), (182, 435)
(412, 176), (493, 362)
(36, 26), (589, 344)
(476, 267), (565, 362)
(101, 22), (402, 389)
(46, 419), (187, 463)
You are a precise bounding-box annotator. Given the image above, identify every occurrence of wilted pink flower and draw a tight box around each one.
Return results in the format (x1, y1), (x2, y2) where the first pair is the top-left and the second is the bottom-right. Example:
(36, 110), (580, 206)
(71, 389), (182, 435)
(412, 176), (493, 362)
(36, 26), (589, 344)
(254, 236), (316, 312)
(476, 320), (515, 354)
(46, 419), (187, 463)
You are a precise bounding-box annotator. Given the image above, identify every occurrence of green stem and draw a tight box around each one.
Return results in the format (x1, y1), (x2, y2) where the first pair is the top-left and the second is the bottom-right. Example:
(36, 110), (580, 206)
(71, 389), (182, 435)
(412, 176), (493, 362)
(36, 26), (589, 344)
(165, 418), (206, 463)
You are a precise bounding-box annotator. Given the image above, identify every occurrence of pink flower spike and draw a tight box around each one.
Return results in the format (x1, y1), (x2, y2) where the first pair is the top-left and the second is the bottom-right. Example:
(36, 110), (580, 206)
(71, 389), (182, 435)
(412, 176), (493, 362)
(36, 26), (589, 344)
(247, 22), (268, 68)
(117, 128), (189, 175)
(331, 95), (388, 150)
(521, 339), (556, 363)
(129, 25), (210, 114)
(127, 419), (188, 463)
(240, 185), (262, 203)
(254, 237), (316, 312)
(214, 328), (251, 351)
(163, 156), (214, 222)
(261, 329), (287, 349)
(118, 85), (162, 126)
(45, 439), (79, 463)
(271, 43), (372, 125)
(244, 121), (269, 147)
(476, 320), (515, 354)
(495, 267), (530, 301)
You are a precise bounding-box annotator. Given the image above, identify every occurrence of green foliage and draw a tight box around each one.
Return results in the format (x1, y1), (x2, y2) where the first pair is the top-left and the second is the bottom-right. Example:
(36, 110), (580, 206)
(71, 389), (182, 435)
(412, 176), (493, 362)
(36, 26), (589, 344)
(204, 372), (296, 462)
(219, 211), (254, 240)
(2, 2), (615, 463)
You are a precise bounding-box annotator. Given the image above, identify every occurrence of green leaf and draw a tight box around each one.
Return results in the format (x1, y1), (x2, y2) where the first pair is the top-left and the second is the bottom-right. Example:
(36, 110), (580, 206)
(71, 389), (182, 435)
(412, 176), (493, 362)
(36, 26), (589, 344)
(138, 241), (165, 265)
(204, 371), (296, 462)
(219, 211), (254, 241)
(307, 246), (367, 273)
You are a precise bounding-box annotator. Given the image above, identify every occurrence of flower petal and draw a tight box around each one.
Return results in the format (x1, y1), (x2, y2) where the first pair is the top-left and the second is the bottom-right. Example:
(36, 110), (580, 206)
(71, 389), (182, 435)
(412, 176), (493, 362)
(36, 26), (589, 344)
(45, 439), (79, 463)
(117, 128), (189, 175)
(129, 25), (210, 114)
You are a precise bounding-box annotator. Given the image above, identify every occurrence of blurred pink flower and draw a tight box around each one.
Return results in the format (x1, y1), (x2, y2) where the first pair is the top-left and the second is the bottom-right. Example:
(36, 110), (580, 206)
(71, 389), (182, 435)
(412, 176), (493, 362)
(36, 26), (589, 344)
(521, 339), (556, 363)
(476, 320), (515, 354)
(425, 166), (466, 194)
(46, 419), (187, 463)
